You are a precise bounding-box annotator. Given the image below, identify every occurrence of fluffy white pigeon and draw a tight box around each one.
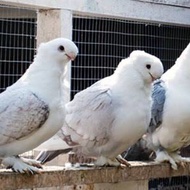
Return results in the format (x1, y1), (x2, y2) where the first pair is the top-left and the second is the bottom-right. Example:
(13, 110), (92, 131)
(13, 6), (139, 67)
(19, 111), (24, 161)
(36, 50), (163, 167)
(123, 42), (190, 170)
(0, 38), (78, 173)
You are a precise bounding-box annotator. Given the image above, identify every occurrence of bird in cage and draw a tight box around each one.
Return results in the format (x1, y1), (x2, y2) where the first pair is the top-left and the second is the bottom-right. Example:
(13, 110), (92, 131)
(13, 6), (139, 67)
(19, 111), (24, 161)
(123, 42), (190, 170)
(0, 38), (78, 174)
(35, 50), (163, 167)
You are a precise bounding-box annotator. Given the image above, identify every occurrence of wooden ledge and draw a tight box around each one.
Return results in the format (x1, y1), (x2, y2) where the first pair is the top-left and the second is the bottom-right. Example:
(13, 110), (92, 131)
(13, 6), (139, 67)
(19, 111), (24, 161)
(0, 162), (190, 189)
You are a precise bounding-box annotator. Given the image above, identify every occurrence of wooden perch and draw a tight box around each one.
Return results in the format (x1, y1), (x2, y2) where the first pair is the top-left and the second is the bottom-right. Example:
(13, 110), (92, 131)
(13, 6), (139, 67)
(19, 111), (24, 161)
(0, 161), (190, 190)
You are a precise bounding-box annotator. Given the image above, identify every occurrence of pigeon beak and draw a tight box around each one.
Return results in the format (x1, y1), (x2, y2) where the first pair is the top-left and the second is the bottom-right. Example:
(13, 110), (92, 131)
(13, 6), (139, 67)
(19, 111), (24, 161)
(66, 52), (77, 61)
(149, 73), (156, 82)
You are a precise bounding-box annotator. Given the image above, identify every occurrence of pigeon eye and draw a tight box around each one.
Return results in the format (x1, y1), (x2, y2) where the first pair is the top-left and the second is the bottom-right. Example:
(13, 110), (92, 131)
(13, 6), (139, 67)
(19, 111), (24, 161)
(58, 45), (65, 51)
(146, 64), (151, 69)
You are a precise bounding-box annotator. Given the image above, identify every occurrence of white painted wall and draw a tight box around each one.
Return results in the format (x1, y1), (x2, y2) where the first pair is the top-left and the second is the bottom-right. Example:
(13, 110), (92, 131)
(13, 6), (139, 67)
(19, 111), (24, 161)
(137, 0), (190, 7)
(0, 0), (190, 25)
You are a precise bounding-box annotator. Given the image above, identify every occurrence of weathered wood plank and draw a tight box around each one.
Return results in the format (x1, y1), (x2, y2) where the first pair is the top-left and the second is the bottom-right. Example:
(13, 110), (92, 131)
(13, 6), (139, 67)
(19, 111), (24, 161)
(0, 162), (190, 189)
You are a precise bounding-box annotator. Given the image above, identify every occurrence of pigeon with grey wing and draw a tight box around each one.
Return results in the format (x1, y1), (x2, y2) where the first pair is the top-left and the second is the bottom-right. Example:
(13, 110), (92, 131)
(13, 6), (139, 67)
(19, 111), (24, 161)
(36, 50), (163, 167)
(123, 43), (190, 170)
(0, 38), (78, 174)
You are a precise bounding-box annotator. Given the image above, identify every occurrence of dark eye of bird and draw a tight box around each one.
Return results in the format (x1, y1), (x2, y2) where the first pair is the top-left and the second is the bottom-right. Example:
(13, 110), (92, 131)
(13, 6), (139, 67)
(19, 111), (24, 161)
(58, 45), (65, 51)
(146, 64), (151, 69)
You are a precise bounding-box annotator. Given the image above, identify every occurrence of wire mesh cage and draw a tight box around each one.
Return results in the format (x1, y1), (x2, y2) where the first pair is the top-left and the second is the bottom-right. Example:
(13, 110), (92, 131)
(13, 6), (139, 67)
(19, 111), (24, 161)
(71, 15), (190, 189)
(0, 4), (37, 93)
(72, 15), (190, 99)
(0, 8), (190, 101)
(0, 3), (190, 189)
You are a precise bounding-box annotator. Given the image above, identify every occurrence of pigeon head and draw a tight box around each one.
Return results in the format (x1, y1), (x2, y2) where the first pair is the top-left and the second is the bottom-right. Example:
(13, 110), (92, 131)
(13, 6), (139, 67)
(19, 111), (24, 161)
(130, 50), (164, 83)
(37, 38), (78, 64)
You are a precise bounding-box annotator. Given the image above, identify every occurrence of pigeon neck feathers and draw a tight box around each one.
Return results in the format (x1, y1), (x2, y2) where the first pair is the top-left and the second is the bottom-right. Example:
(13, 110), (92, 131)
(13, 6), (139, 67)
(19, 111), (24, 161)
(175, 42), (190, 76)
(16, 38), (78, 103)
(19, 59), (64, 101)
(162, 43), (190, 83)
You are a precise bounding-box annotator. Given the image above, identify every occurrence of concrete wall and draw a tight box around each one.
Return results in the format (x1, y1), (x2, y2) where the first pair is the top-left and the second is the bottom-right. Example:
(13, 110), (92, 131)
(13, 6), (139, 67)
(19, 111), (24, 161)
(0, 0), (190, 25)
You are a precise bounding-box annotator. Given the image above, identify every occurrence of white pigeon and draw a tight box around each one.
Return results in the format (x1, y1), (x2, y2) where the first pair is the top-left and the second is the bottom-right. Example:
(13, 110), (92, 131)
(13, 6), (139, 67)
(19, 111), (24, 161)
(36, 50), (163, 167)
(0, 38), (78, 173)
(123, 42), (190, 170)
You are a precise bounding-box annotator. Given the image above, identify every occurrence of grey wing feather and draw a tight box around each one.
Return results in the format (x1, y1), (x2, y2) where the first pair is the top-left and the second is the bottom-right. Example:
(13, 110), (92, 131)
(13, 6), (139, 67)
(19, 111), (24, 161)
(0, 88), (49, 145)
(148, 79), (166, 133)
(63, 77), (114, 148)
(36, 149), (72, 164)
(37, 79), (114, 164)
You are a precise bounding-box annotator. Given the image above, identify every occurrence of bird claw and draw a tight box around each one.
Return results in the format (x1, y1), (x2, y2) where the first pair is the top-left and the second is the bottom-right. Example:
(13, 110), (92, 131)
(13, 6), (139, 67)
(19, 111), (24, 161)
(12, 162), (42, 175)
(155, 151), (178, 170)
(2, 156), (42, 174)
(94, 156), (130, 167)
(116, 155), (130, 167)
(169, 153), (190, 169)
(170, 162), (178, 170)
(118, 163), (128, 169)
(21, 157), (43, 169)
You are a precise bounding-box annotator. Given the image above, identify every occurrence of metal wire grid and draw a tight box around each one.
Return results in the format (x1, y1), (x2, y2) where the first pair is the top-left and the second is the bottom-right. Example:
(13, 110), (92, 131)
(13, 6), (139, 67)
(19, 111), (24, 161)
(72, 17), (190, 188)
(0, 4), (37, 93)
(72, 15), (190, 99)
